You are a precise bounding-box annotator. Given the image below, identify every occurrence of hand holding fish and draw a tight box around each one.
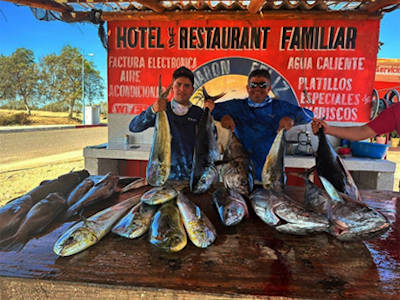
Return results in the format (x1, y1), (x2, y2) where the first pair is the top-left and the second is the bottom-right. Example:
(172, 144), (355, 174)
(311, 118), (328, 135)
(153, 80), (172, 112)
(203, 99), (215, 111)
(221, 114), (235, 131)
(278, 116), (294, 132)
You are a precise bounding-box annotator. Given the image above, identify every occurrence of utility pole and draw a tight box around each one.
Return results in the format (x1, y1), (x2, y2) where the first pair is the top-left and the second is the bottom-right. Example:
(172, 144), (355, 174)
(81, 51), (94, 125)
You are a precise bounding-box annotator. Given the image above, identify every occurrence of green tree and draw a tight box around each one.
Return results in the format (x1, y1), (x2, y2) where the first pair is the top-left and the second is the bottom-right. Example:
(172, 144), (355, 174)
(0, 49), (39, 114)
(39, 45), (104, 119)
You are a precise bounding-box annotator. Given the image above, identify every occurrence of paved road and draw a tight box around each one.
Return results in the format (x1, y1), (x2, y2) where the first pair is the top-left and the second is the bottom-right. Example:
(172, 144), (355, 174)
(0, 127), (108, 164)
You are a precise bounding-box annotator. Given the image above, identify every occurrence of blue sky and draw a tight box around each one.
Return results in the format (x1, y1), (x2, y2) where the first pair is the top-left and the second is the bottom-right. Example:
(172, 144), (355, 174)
(1, 1), (399, 102)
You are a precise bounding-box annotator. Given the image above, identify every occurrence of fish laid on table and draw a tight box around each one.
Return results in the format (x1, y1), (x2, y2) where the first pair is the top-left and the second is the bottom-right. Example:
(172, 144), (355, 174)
(146, 76), (171, 186)
(252, 128), (329, 235)
(315, 128), (360, 202)
(141, 186), (178, 205)
(190, 107), (220, 194)
(121, 177), (146, 193)
(177, 192), (216, 248)
(4, 169), (89, 207)
(0, 193), (67, 252)
(219, 132), (254, 196)
(66, 177), (95, 207)
(149, 201), (187, 252)
(54, 194), (142, 256)
(212, 186), (248, 226)
(0, 195), (36, 241)
(63, 173), (119, 220)
(319, 176), (390, 241)
(112, 202), (156, 239)
(250, 189), (329, 235)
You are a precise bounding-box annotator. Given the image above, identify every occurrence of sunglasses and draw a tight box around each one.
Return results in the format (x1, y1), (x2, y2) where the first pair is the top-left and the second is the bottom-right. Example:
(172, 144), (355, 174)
(249, 82), (270, 89)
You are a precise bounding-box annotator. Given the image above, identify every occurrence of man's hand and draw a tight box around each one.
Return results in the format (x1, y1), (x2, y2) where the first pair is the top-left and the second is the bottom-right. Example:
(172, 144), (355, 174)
(311, 118), (328, 135)
(152, 83), (172, 112)
(203, 99), (215, 111)
(221, 115), (235, 131)
(278, 116), (294, 132)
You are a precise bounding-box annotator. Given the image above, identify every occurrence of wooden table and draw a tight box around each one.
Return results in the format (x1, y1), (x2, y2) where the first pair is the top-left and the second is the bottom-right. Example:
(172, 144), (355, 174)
(1, 186), (399, 299)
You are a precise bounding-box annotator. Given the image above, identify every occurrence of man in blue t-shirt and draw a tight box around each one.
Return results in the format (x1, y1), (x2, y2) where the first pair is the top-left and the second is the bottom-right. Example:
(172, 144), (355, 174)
(129, 67), (212, 181)
(210, 69), (313, 181)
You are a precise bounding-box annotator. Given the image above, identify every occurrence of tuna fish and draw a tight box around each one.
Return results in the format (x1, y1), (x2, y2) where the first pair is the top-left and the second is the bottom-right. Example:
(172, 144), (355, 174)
(112, 202), (156, 239)
(121, 178), (146, 193)
(146, 76), (172, 186)
(0, 193), (67, 251)
(319, 176), (390, 241)
(176, 192), (216, 248)
(190, 108), (220, 193)
(261, 129), (286, 192)
(63, 173), (119, 220)
(0, 195), (36, 241)
(149, 201), (187, 252)
(212, 186), (248, 226)
(66, 178), (95, 207)
(220, 132), (254, 196)
(189, 86), (226, 108)
(250, 189), (329, 235)
(54, 195), (142, 256)
(316, 128), (360, 202)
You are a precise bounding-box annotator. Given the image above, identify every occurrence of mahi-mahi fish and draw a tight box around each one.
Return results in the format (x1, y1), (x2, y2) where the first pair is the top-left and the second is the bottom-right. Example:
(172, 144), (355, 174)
(63, 173), (119, 220)
(149, 201), (187, 252)
(261, 129), (286, 192)
(54, 194), (142, 256)
(190, 107), (220, 193)
(315, 128), (360, 202)
(212, 186), (248, 226)
(220, 132), (254, 196)
(141, 185), (178, 205)
(319, 176), (390, 241)
(146, 76), (172, 186)
(112, 202), (156, 239)
(176, 192), (216, 248)
(0, 193), (67, 252)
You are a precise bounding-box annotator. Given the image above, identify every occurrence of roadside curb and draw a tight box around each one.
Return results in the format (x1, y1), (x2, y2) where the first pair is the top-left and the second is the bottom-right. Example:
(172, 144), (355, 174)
(0, 123), (107, 133)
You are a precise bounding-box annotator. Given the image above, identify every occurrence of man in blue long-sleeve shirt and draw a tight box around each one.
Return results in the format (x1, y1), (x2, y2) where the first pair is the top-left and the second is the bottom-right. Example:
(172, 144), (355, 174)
(129, 67), (211, 181)
(211, 69), (313, 181)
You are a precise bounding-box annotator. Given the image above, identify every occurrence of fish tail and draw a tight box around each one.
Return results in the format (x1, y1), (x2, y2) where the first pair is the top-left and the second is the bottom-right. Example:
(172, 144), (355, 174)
(0, 236), (26, 252)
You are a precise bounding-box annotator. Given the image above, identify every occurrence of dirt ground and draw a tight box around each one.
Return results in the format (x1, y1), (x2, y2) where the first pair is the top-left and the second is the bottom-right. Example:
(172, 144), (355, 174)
(1, 151), (399, 207)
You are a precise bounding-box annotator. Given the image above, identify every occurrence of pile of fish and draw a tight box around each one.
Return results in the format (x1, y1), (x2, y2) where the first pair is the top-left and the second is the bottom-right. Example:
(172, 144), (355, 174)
(54, 182), (217, 256)
(250, 128), (390, 240)
(0, 170), (127, 252)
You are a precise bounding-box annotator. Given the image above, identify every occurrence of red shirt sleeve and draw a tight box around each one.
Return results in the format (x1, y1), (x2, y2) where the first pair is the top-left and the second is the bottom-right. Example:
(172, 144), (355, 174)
(367, 103), (400, 136)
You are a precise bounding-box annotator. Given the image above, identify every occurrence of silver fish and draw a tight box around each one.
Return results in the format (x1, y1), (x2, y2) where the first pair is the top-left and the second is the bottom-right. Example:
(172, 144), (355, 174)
(141, 186), (178, 205)
(112, 202), (156, 239)
(146, 76), (171, 186)
(54, 195), (141, 256)
(262, 129), (286, 192)
(149, 201), (187, 252)
(63, 173), (119, 220)
(319, 176), (390, 241)
(250, 188), (329, 235)
(212, 186), (248, 226)
(0, 193), (66, 251)
(66, 178), (95, 207)
(121, 178), (146, 193)
(220, 132), (254, 196)
(177, 192), (216, 248)
(190, 108), (219, 194)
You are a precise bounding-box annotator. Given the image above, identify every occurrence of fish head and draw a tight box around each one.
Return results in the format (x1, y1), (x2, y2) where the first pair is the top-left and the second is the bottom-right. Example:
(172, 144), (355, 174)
(192, 166), (218, 194)
(147, 161), (169, 187)
(54, 227), (98, 256)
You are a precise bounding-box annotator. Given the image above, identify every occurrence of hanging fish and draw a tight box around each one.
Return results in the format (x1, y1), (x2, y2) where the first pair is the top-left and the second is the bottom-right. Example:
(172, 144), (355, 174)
(177, 192), (216, 248)
(149, 201), (187, 252)
(54, 194), (142, 256)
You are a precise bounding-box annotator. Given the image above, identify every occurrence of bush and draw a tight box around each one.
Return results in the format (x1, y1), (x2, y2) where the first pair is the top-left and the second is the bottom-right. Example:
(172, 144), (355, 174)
(0, 112), (31, 125)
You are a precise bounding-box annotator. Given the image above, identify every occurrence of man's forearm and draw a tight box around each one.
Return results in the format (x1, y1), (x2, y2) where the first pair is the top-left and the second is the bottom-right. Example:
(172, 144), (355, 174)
(325, 125), (376, 141)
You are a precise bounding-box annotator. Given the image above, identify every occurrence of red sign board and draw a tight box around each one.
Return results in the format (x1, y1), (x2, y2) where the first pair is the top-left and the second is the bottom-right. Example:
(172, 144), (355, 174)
(108, 18), (379, 122)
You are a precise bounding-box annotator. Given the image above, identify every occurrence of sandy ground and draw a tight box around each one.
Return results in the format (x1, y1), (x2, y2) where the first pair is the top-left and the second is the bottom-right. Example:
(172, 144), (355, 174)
(1, 151), (399, 207)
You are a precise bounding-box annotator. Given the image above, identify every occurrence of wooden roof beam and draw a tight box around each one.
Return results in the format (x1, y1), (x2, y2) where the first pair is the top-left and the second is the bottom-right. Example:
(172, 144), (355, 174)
(248, 0), (265, 13)
(366, 0), (400, 12)
(3, 0), (72, 12)
(134, 0), (165, 13)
